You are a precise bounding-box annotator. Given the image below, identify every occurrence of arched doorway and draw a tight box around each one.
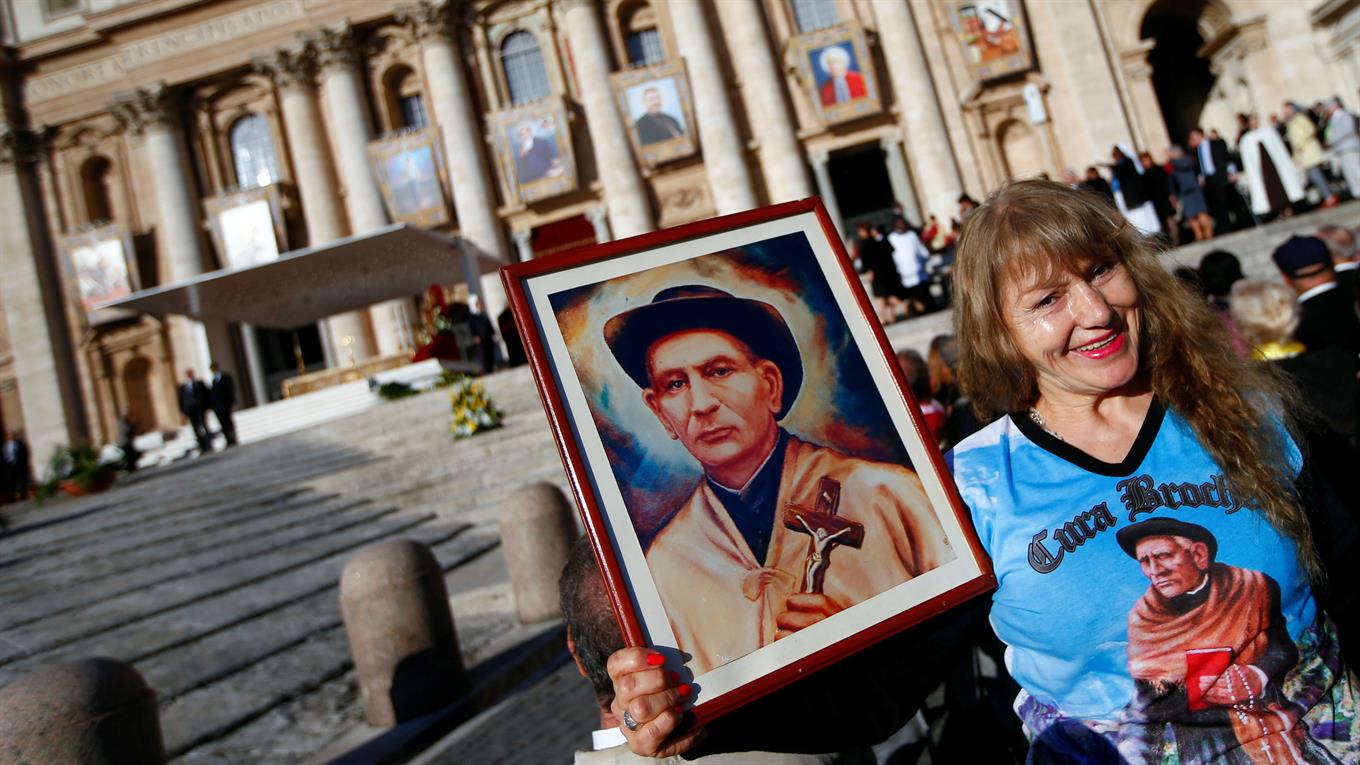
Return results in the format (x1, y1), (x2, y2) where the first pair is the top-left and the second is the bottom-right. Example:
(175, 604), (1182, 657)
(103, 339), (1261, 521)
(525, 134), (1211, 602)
(121, 356), (155, 435)
(997, 119), (1046, 181)
(1141, 0), (1221, 145)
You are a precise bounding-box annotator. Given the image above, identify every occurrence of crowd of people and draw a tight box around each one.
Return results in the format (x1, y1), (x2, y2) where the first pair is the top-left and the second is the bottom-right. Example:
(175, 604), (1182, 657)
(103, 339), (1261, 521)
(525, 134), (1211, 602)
(595, 180), (1360, 765)
(1066, 97), (1360, 246)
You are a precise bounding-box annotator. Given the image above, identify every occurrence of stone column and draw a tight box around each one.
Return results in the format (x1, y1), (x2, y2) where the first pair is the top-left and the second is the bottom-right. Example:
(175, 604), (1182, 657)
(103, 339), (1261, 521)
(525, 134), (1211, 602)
(880, 134), (921, 223)
(260, 47), (370, 366)
(713, 0), (812, 203)
(512, 228), (533, 261)
(586, 206), (612, 243)
(111, 85), (213, 376)
(558, 0), (654, 237)
(400, 3), (512, 322)
(667, 0), (758, 214)
(312, 27), (399, 359)
(0, 125), (75, 459)
(870, 0), (962, 222)
(808, 149), (844, 237)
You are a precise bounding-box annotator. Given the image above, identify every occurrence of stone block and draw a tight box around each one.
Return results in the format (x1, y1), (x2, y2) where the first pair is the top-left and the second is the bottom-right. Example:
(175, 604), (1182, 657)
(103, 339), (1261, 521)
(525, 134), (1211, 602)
(0, 657), (165, 765)
(339, 539), (467, 727)
(499, 482), (579, 624)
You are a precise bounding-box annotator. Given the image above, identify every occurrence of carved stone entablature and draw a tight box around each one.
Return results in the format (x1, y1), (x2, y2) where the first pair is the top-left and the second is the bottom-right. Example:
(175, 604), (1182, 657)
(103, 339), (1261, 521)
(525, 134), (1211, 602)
(110, 84), (182, 135)
(255, 46), (320, 91)
(306, 24), (362, 70)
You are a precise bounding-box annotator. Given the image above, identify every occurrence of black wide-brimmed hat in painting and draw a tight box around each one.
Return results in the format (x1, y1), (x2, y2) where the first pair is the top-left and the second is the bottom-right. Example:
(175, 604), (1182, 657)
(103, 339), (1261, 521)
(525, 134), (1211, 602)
(1115, 517), (1218, 561)
(603, 285), (803, 419)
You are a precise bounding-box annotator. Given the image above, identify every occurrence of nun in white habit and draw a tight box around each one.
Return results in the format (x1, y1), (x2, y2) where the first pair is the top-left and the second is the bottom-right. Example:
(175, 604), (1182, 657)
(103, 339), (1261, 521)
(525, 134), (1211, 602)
(1238, 113), (1304, 217)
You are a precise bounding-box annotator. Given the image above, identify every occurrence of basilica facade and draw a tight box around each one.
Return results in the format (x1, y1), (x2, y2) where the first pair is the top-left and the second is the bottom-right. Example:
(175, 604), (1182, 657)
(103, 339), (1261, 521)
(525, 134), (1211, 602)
(2, 0), (1358, 460)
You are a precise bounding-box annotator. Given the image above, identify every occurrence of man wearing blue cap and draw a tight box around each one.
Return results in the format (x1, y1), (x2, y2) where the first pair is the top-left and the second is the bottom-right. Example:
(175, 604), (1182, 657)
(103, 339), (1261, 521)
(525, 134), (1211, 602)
(605, 285), (952, 675)
(1272, 235), (1360, 358)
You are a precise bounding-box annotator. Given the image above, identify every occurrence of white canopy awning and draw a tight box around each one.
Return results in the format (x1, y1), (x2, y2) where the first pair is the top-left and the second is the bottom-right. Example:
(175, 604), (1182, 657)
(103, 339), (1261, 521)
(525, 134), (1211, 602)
(98, 224), (502, 329)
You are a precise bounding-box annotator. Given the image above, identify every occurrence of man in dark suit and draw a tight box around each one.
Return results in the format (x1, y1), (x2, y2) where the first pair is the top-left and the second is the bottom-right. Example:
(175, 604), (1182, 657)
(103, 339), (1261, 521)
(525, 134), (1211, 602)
(178, 369), (212, 454)
(1, 429), (31, 504)
(1189, 127), (1232, 234)
(1272, 235), (1360, 358)
(208, 361), (238, 447)
(467, 295), (498, 375)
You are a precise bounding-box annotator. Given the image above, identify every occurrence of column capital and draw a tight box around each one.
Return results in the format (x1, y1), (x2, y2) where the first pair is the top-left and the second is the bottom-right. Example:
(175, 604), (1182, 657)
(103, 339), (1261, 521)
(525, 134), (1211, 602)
(808, 148), (830, 166)
(878, 132), (903, 153)
(305, 24), (362, 70)
(110, 83), (182, 135)
(255, 46), (319, 91)
(397, 1), (458, 42)
(584, 206), (608, 225)
(511, 227), (532, 245)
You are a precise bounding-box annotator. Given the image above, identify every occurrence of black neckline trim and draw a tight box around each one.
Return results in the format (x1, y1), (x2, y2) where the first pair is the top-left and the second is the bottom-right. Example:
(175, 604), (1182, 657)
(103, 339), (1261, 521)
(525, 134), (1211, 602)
(1008, 398), (1166, 477)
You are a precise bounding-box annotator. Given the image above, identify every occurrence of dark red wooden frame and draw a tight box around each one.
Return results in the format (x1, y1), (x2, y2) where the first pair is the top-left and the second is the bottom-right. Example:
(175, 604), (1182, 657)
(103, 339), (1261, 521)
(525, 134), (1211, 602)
(500, 197), (995, 728)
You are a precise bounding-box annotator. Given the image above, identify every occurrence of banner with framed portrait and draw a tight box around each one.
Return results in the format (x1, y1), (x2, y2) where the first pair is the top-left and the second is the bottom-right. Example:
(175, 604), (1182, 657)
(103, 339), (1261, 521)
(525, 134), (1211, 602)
(63, 224), (137, 321)
(791, 23), (883, 127)
(368, 128), (452, 228)
(611, 59), (699, 168)
(489, 98), (578, 206)
(501, 198), (992, 726)
(203, 186), (288, 270)
(944, 0), (1034, 83)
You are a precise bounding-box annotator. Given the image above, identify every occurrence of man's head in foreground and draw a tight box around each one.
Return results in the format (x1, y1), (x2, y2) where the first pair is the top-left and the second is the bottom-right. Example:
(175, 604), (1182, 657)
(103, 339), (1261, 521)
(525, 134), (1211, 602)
(560, 537), (625, 717)
(1272, 235), (1335, 296)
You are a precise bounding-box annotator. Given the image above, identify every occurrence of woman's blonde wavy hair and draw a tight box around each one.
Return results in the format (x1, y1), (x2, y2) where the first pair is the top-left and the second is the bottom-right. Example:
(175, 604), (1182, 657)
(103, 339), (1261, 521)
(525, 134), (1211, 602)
(952, 180), (1317, 573)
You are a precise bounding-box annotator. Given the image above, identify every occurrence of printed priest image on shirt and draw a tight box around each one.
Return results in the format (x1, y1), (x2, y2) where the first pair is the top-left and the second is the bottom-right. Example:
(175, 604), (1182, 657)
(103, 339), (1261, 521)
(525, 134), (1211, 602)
(597, 280), (953, 675)
(1118, 518), (1327, 763)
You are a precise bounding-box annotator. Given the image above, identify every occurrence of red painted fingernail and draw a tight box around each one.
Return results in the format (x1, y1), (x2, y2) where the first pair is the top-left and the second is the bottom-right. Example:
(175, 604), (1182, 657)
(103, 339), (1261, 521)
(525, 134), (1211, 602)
(646, 653), (665, 666)
(668, 671), (680, 684)
(673, 705), (685, 715)
(678, 683), (692, 698)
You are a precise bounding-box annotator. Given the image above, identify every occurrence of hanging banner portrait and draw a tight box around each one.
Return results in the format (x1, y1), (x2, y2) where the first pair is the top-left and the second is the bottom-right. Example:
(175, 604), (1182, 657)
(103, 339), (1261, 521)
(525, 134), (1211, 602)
(791, 23), (882, 127)
(64, 224), (137, 320)
(611, 59), (699, 168)
(368, 128), (452, 228)
(204, 186), (287, 270)
(944, 0), (1034, 83)
(501, 199), (992, 726)
(489, 98), (578, 206)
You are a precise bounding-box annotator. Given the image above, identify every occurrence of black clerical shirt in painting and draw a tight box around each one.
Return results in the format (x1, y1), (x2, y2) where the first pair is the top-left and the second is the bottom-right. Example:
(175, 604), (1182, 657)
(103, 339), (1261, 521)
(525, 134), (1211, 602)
(706, 429), (789, 565)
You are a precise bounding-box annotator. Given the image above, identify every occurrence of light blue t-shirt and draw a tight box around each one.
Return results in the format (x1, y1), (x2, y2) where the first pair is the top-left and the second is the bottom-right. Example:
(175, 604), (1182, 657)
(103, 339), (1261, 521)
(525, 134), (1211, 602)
(948, 401), (1357, 762)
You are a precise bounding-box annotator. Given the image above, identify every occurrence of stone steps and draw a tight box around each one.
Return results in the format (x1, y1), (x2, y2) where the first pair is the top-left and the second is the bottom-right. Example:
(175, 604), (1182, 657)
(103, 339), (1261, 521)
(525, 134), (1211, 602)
(0, 498), (382, 630)
(0, 512), (455, 685)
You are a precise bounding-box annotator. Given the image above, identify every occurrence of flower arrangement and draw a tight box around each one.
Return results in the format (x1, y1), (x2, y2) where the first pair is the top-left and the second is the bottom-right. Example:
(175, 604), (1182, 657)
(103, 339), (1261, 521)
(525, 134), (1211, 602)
(449, 375), (503, 438)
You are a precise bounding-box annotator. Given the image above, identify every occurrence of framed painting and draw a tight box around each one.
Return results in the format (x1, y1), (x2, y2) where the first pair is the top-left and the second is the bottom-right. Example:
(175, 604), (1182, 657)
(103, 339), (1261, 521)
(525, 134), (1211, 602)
(63, 223), (136, 320)
(489, 98), (578, 205)
(368, 128), (452, 228)
(611, 59), (699, 168)
(944, 0), (1034, 83)
(203, 186), (288, 269)
(791, 23), (882, 127)
(502, 198), (993, 725)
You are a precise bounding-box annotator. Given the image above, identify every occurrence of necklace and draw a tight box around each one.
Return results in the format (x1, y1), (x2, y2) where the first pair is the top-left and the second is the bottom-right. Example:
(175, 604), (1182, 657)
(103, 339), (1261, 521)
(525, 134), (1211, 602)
(1028, 407), (1064, 441)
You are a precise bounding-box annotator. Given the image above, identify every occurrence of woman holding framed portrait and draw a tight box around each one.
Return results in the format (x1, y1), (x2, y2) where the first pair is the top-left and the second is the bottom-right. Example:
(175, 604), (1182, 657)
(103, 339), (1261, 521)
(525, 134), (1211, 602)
(607, 181), (1360, 763)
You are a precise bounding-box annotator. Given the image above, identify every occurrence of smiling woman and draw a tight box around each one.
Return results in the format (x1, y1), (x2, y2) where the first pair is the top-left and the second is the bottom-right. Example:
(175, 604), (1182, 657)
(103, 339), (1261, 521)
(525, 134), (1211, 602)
(600, 182), (1360, 764)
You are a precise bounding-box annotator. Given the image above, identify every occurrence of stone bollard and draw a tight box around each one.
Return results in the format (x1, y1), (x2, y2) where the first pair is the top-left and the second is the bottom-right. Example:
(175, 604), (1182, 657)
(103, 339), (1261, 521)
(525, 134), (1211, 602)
(0, 657), (166, 765)
(500, 482), (579, 624)
(339, 539), (467, 727)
